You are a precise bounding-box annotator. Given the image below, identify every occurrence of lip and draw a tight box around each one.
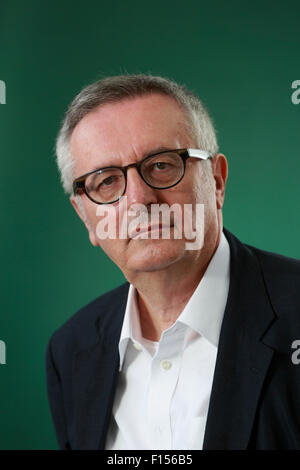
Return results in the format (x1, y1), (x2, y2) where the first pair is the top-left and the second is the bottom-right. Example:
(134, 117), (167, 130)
(130, 223), (173, 239)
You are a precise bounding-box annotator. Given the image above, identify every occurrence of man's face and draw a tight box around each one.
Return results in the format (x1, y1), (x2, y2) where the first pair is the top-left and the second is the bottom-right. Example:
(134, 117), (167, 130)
(70, 93), (227, 279)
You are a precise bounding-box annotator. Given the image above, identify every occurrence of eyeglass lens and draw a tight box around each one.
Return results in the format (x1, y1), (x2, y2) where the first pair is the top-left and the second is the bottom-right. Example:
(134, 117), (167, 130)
(84, 152), (185, 203)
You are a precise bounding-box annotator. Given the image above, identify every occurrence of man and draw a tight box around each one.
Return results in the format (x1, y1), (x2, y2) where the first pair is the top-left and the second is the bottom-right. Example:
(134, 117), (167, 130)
(46, 74), (300, 450)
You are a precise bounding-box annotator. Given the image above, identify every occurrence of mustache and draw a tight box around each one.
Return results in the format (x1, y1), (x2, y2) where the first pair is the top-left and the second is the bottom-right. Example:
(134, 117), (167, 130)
(124, 204), (176, 239)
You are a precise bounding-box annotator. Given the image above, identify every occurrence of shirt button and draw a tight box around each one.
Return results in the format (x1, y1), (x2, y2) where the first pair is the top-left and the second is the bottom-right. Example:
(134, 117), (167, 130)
(133, 342), (142, 351)
(161, 359), (172, 370)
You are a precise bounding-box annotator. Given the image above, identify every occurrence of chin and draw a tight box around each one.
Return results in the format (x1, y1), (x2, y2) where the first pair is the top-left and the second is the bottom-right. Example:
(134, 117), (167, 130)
(126, 239), (186, 272)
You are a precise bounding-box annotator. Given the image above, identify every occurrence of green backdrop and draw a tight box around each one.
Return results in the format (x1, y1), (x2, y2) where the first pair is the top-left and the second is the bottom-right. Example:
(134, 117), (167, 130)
(0, 0), (299, 450)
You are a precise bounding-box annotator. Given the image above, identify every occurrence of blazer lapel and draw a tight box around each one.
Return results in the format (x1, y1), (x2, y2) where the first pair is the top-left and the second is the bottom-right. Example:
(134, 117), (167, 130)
(72, 284), (129, 450)
(203, 230), (276, 449)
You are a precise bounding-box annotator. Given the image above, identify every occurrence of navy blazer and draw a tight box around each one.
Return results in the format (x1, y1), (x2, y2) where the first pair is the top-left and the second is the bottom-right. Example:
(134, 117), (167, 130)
(46, 228), (300, 449)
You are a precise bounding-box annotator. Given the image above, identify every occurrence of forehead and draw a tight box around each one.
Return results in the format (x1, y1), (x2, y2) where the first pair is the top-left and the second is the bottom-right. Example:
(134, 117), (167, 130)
(70, 93), (194, 174)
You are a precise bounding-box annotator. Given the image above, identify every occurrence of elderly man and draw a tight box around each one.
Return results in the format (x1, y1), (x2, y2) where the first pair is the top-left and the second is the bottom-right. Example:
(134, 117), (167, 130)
(46, 74), (300, 450)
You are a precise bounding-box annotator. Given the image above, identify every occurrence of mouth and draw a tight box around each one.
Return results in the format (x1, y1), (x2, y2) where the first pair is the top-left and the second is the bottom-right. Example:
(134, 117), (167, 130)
(129, 223), (174, 240)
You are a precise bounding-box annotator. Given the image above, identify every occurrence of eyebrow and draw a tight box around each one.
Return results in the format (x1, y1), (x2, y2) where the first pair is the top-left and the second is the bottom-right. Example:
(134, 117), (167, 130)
(88, 146), (174, 173)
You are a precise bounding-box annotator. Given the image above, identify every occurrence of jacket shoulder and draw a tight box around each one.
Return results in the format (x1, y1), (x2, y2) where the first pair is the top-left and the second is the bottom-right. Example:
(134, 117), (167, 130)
(47, 281), (129, 362)
(247, 243), (300, 285)
(224, 228), (300, 286)
(245, 242), (300, 317)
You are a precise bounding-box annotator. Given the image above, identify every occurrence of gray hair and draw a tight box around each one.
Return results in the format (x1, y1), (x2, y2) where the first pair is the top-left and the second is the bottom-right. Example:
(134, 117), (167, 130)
(55, 74), (219, 194)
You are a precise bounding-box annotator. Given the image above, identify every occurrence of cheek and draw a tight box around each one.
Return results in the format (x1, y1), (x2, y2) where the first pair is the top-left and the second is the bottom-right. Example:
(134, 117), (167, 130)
(96, 238), (128, 271)
(191, 168), (215, 203)
(83, 197), (118, 229)
(81, 196), (98, 221)
(90, 204), (128, 264)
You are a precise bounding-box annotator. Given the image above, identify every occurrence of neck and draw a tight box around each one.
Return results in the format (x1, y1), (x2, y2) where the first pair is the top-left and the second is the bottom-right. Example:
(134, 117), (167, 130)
(127, 228), (222, 341)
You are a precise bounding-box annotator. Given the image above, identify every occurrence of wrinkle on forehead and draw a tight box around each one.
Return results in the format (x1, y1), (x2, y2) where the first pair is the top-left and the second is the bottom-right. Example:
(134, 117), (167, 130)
(70, 93), (196, 176)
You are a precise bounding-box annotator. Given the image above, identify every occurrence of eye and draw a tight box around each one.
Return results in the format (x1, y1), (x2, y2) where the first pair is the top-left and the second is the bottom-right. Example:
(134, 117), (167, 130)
(94, 174), (122, 192)
(153, 162), (171, 170)
(101, 175), (116, 186)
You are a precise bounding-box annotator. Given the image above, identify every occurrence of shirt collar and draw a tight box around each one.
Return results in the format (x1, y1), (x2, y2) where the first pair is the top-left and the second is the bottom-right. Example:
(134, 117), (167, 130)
(118, 232), (230, 371)
(176, 232), (230, 347)
(118, 284), (142, 370)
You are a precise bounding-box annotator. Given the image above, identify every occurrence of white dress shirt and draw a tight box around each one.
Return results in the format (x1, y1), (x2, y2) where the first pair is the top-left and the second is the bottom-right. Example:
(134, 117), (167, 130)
(105, 232), (230, 450)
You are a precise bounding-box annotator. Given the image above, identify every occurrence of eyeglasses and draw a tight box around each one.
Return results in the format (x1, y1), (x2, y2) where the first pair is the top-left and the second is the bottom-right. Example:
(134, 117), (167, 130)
(72, 148), (212, 205)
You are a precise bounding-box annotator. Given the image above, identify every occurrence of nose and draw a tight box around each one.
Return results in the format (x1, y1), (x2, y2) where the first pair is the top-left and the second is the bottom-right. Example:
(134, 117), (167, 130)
(125, 166), (159, 207)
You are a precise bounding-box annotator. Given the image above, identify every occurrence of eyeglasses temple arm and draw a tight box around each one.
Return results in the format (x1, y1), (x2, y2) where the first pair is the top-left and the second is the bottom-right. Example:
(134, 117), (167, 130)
(187, 149), (212, 160)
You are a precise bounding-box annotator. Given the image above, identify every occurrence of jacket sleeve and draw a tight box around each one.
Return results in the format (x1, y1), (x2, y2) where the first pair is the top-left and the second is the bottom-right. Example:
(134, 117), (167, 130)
(45, 335), (70, 450)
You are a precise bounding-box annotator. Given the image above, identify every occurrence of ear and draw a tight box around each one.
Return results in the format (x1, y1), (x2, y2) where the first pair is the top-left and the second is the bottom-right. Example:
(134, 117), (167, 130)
(70, 195), (99, 247)
(211, 153), (228, 210)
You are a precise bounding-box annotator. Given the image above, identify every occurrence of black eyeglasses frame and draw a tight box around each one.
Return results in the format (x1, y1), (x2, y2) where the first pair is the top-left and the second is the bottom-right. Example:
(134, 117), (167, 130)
(72, 148), (212, 205)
